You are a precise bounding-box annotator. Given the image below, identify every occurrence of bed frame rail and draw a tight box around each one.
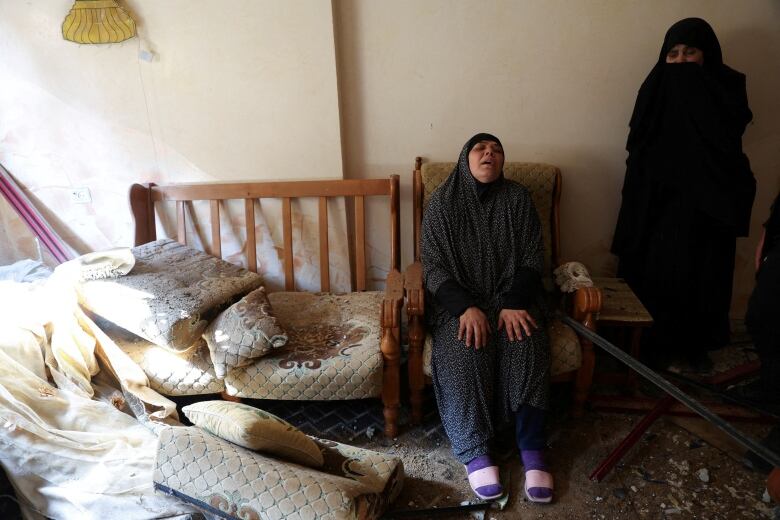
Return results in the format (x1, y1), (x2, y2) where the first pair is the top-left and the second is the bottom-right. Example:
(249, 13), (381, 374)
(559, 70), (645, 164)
(129, 177), (401, 292)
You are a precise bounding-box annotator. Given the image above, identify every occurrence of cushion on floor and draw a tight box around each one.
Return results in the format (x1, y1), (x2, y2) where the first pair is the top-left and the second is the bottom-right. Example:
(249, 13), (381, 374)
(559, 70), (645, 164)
(182, 401), (324, 468)
(154, 425), (403, 520)
(422, 318), (581, 378)
(224, 292), (385, 400)
(79, 239), (263, 352)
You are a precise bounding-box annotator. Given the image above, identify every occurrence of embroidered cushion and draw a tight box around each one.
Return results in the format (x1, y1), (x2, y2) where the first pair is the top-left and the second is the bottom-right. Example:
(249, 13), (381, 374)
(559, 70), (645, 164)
(154, 425), (403, 520)
(111, 332), (225, 396)
(203, 287), (288, 379)
(79, 239), (263, 352)
(224, 291), (384, 400)
(181, 400), (323, 468)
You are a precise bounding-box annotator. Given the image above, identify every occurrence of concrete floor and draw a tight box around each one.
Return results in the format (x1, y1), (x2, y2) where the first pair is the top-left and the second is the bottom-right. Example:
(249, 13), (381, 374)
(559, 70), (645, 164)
(374, 409), (775, 519)
(362, 340), (778, 519)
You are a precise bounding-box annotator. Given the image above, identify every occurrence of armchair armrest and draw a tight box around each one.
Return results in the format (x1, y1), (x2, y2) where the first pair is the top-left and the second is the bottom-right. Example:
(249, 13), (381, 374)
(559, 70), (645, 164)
(556, 266), (602, 417)
(404, 261), (424, 317)
(380, 268), (404, 438)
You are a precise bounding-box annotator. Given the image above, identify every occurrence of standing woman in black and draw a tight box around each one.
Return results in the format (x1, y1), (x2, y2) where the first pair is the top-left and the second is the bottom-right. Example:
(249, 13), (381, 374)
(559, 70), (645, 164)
(611, 18), (756, 370)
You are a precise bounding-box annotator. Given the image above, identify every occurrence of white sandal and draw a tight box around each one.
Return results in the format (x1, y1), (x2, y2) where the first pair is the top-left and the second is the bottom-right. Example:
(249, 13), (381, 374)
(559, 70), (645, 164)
(524, 469), (553, 504)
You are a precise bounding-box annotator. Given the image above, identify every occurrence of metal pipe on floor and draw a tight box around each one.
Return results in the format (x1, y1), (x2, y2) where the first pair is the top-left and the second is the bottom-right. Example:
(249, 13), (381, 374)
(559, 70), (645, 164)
(560, 313), (780, 470)
(589, 396), (675, 482)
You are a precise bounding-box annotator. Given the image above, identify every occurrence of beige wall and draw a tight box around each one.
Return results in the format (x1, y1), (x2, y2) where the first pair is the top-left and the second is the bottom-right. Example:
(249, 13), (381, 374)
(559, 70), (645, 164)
(2, 0), (779, 313)
(0, 0), (343, 257)
(334, 0), (780, 316)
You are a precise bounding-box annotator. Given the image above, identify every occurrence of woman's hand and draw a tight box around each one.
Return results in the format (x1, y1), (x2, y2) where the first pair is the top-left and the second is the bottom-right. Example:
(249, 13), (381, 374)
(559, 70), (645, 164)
(458, 306), (490, 349)
(498, 309), (538, 341)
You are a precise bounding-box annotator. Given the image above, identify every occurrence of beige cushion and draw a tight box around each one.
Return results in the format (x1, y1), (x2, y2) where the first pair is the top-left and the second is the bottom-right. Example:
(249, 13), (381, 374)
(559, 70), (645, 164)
(80, 239), (262, 351)
(422, 318), (581, 378)
(100, 318), (225, 396)
(182, 400), (324, 468)
(421, 161), (559, 278)
(154, 425), (403, 520)
(204, 287), (288, 379)
(225, 292), (384, 400)
(547, 318), (582, 376)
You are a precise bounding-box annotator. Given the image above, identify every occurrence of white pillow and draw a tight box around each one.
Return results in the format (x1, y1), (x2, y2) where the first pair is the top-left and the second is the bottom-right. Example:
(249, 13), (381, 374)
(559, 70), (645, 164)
(181, 400), (323, 468)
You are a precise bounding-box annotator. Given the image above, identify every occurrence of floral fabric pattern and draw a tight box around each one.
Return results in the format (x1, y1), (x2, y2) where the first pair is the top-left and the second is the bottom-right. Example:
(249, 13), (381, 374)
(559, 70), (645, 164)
(225, 292), (384, 400)
(80, 239), (263, 351)
(204, 286), (288, 378)
(154, 426), (403, 520)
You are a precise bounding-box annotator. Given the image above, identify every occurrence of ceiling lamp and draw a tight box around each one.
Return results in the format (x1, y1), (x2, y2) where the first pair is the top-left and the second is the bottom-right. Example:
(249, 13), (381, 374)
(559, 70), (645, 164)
(62, 0), (136, 44)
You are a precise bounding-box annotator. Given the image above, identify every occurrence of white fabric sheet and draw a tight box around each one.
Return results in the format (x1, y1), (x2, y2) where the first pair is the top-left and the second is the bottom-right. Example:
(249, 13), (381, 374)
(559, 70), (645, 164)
(0, 277), (197, 519)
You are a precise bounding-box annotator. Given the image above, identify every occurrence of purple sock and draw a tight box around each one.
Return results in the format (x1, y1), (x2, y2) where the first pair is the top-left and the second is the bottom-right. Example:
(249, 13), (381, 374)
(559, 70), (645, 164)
(520, 449), (547, 471)
(466, 455), (502, 498)
(521, 450), (552, 501)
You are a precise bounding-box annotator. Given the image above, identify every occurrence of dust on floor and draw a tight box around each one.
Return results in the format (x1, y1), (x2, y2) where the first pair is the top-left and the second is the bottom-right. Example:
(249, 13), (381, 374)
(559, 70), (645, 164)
(364, 409), (775, 519)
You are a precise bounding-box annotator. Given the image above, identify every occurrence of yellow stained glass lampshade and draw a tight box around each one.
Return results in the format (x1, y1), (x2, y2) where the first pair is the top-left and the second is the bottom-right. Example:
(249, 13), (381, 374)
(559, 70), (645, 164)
(62, 0), (136, 44)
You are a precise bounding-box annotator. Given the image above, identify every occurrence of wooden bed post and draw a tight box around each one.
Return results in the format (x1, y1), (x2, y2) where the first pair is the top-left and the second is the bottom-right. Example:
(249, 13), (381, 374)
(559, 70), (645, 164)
(381, 269), (404, 438)
(405, 262), (425, 425)
(129, 183), (156, 246)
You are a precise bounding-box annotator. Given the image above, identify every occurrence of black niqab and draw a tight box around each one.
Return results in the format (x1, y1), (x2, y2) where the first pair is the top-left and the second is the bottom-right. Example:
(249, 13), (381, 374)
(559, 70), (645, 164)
(611, 18), (756, 357)
(614, 17), (755, 259)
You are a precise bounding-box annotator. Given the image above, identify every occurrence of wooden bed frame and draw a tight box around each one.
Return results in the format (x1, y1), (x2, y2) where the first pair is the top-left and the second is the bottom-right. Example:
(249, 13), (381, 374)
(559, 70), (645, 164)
(128, 176), (404, 437)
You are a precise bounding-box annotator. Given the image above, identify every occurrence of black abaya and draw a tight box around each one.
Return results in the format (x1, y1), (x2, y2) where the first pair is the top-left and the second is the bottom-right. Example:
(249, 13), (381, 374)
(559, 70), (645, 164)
(611, 18), (755, 363)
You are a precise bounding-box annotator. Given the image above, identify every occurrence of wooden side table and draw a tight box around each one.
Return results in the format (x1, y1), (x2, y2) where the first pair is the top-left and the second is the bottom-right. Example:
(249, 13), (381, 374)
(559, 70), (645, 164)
(592, 277), (653, 392)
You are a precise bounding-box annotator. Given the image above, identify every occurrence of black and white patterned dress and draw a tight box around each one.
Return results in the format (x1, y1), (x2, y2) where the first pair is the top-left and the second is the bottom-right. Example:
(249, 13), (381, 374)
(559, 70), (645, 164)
(421, 136), (550, 463)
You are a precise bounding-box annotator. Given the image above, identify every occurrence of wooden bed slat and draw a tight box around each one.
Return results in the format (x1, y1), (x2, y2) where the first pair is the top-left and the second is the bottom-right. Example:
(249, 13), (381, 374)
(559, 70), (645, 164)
(210, 200), (222, 258)
(244, 199), (256, 273)
(318, 197), (330, 292)
(283, 197), (294, 290)
(176, 201), (186, 245)
(355, 195), (366, 291)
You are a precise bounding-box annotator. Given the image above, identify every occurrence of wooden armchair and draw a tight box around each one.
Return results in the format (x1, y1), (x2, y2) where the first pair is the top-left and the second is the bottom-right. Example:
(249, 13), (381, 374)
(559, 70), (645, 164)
(405, 158), (602, 424)
(128, 177), (404, 437)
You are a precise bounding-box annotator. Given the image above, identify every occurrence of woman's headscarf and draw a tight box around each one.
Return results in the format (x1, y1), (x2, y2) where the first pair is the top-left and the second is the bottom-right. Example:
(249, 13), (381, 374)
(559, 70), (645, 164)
(613, 17), (755, 260)
(421, 133), (543, 317)
(659, 17), (723, 69)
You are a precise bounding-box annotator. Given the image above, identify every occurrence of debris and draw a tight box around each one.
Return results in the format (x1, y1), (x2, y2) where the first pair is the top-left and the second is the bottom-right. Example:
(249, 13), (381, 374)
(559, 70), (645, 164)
(664, 507), (682, 515)
(365, 426), (376, 439)
(688, 439), (705, 450)
(631, 486), (638, 493)
(110, 392), (126, 410)
(763, 489), (771, 503)
(38, 385), (56, 398)
(635, 466), (667, 484)
(696, 468), (710, 483)
(490, 468), (510, 511)
(613, 488), (627, 500)
(595, 496), (604, 502)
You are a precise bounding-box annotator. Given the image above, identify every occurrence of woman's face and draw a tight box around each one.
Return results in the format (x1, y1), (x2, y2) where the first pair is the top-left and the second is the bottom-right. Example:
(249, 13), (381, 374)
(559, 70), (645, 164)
(468, 140), (504, 183)
(665, 44), (704, 65)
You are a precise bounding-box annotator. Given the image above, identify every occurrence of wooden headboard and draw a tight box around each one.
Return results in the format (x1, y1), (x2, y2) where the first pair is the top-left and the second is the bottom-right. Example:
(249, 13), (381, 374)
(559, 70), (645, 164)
(129, 176), (400, 292)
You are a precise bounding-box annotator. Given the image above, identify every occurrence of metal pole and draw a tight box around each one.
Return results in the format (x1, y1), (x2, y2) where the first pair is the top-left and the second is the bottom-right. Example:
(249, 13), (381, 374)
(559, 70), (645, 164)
(560, 313), (780, 469)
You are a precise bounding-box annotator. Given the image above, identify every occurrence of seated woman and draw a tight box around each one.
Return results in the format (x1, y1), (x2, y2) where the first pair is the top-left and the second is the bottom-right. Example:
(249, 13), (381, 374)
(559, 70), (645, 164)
(611, 18), (755, 371)
(421, 133), (552, 503)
